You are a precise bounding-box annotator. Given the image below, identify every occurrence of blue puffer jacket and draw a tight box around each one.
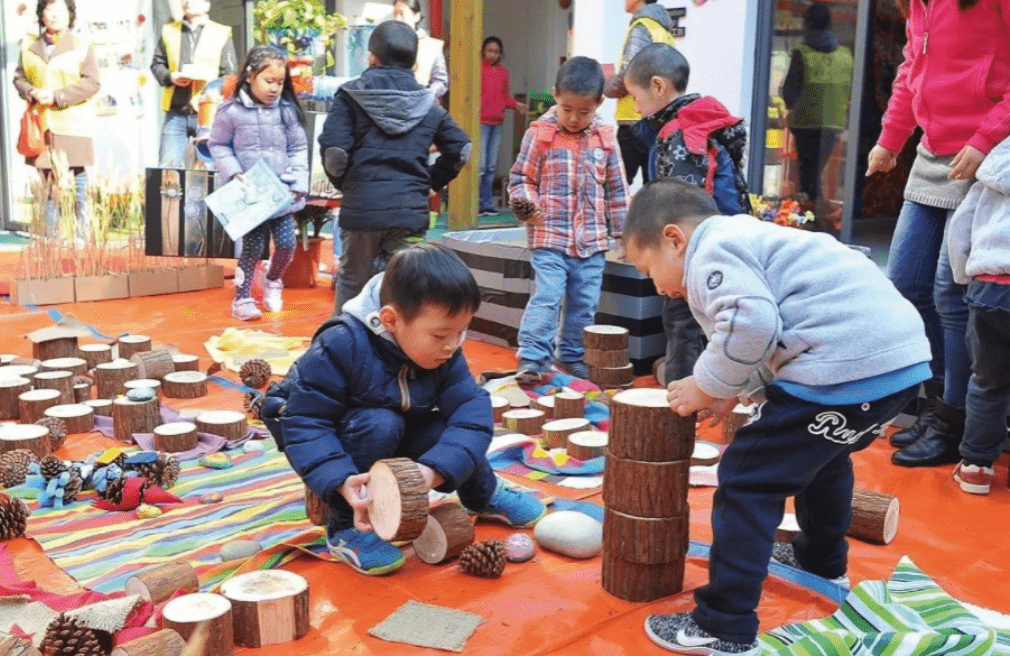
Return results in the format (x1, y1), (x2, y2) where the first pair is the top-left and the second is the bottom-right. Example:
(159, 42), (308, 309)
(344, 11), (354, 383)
(265, 274), (493, 505)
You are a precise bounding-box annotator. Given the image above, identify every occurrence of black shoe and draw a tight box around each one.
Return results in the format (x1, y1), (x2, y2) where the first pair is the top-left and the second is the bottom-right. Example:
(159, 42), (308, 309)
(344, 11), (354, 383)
(890, 381), (942, 448)
(891, 400), (964, 468)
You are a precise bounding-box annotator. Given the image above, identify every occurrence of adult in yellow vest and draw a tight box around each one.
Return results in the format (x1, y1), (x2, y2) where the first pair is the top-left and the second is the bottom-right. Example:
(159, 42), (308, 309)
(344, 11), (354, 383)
(392, 0), (447, 102)
(781, 3), (852, 224)
(603, 0), (676, 184)
(13, 0), (99, 239)
(150, 0), (237, 167)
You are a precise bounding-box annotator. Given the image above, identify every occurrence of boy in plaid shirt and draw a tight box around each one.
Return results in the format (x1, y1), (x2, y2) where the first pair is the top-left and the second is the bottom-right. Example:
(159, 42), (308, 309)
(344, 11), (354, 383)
(508, 57), (630, 384)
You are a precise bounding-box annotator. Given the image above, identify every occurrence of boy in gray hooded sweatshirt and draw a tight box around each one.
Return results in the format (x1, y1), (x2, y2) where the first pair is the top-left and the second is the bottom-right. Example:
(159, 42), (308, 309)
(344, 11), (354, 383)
(623, 179), (931, 656)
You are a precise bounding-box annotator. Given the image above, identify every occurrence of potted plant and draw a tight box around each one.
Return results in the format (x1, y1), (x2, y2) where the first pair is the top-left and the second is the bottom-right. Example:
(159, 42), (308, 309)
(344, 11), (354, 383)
(281, 204), (331, 289)
(253, 0), (346, 58)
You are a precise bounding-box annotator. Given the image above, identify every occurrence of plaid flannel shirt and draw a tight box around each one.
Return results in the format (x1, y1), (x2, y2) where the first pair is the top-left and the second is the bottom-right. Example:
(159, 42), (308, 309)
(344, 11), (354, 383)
(508, 108), (629, 257)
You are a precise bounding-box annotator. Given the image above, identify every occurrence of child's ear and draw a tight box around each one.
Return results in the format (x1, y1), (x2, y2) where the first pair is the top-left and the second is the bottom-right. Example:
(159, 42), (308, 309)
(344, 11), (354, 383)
(367, 52), (379, 67)
(662, 223), (688, 250)
(378, 305), (400, 332)
(651, 75), (668, 96)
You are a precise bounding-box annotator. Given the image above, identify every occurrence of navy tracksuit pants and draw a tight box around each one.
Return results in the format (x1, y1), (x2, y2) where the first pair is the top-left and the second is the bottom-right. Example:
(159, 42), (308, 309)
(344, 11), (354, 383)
(693, 383), (917, 643)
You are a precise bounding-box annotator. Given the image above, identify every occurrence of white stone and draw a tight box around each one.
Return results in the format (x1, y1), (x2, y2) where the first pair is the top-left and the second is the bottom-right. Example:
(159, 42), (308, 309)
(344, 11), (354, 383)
(533, 510), (602, 559)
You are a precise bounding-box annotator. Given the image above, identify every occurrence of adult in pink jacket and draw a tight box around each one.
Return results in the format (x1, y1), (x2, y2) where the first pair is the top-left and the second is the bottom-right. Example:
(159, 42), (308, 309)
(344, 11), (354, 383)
(866, 0), (1010, 469)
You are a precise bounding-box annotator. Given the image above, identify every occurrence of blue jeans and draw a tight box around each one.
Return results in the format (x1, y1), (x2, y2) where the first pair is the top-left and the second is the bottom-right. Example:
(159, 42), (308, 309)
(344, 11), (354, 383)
(663, 296), (706, 382)
(159, 109), (198, 168)
(479, 123), (503, 211)
(885, 200), (970, 409)
(961, 280), (1010, 466)
(517, 249), (605, 365)
(43, 167), (88, 239)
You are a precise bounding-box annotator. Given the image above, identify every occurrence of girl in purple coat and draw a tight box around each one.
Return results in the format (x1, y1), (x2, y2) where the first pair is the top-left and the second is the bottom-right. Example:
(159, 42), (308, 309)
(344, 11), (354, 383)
(209, 46), (309, 321)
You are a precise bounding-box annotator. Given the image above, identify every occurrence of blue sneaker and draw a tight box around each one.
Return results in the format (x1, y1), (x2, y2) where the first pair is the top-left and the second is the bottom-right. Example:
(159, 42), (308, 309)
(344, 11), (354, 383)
(478, 481), (547, 527)
(326, 527), (405, 575)
(557, 360), (590, 379)
(516, 360), (544, 386)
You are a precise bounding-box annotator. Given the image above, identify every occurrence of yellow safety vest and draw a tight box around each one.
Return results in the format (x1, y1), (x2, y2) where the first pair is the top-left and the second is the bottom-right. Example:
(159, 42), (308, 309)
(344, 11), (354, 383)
(161, 20), (232, 111)
(20, 35), (96, 138)
(615, 17), (676, 123)
(415, 35), (444, 89)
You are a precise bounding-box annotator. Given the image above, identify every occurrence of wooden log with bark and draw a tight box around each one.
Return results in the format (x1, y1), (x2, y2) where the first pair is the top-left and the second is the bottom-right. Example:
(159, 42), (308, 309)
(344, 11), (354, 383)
(125, 560), (200, 604)
(195, 411), (248, 442)
(367, 458), (429, 542)
(304, 486), (328, 526)
(32, 337), (77, 362)
(110, 629), (186, 656)
(220, 570), (310, 648)
(584, 325), (630, 351)
(78, 343), (113, 370)
(553, 391), (585, 420)
(602, 456), (690, 517)
(848, 489), (899, 545)
(585, 348), (630, 369)
(566, 431), (608, 461)
(130, 349), (175, 381)
(0, 377), (31, 421)
(117, 335), (152, 360)
(162, 371), (208, 399)
(153, 422), (199, 453)
(541, 417), (591, 449)
(43, 404), (95, 435)
(112, 396), (161, 444)
(32, 370), (74, 405)
(502, 408), (545, 436)
(608, 388), (695, 462)
(18, 388), (62, 424)
(84, 398), (113, 416)
(124, 379), (162, 396)
(490, 395), (510, 424)
(412, 504), (475, 564)
(161, 593), (234, 656)
(94, 360), (139, 399)
(589, 364), (635, 389)
(722, 404), (752, 443)
(0, 423), (51, 460)
(601, 551), (684, 602)
(171, 353), (200, 372)
(602, 508), (689, 564)
(40, 357), (88, 377)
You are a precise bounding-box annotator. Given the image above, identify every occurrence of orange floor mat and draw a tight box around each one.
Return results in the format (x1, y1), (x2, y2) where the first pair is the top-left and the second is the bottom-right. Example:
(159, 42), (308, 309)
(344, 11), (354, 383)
(2, 283), (1008, 655)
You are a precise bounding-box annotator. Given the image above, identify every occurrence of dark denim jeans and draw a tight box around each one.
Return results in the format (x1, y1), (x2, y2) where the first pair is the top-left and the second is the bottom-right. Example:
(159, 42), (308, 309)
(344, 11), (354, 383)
(662, 296), (706, 383)
(962, 280), (1010, 466)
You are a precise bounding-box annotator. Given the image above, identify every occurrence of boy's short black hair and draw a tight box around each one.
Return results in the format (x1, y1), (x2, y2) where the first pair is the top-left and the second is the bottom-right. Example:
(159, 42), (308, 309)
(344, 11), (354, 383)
(804, 3), (832, 30)
(554, 56), (605, 100)
(380, 243), (482, 322)
(624, 179), (718, 248)
(624, 43), (690, 93)
(369, 20), (418, 69)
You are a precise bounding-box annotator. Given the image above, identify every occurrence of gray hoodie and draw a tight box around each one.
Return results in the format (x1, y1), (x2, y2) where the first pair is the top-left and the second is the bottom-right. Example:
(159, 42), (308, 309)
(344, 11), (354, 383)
(948, 134), (1010, 284)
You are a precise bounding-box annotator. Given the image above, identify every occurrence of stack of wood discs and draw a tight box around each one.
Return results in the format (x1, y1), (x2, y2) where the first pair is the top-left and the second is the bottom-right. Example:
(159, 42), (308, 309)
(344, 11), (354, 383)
(601, 388), (694, 601)
(584, 325), (634, 389)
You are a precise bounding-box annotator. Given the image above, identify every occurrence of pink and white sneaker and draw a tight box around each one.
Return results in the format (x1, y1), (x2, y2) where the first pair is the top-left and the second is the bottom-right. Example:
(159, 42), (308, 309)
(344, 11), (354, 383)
(263, 277), (284, 313)
(231, 298), (262, 321)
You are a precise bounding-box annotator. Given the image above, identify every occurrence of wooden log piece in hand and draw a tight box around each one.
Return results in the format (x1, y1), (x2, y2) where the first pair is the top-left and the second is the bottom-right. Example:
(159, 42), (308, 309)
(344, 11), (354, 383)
(412, 504), (475, 564)
(585, 348), (630, 369)
(130, 349), (175, 381)
(220, 570), (310, 648)
(40, 357), (88, 377)
(589, 363), (635, 389)
(490, 395), (510, 424)
(94, 360), (139, 399)
(603, 457), (690, 517)
(553, 391), (585, 420)
(117, 334), (152, 360)
(78, 343), (113, 370)
(848, 489), (899, 545)
(154, 422), (199, 453)
(541, 417), (591, 449)
(533, 395), (556, 419)
(584, 325), (630, 352)
(367, 457), (429, 542)
(722, 404), (752, 444)
(110, 629), (187, 656)
(162, 371), (208, 399)
(84, 398), (113, 416)
(112, 396), (161, 444)
(43, 404), (95, 435)
(161, 592), (233, 656)
(601, 550), (684, 602)
(124, 379), (162, 396)
(32, 370), (74, 405)
(32, 337), (77, 361)
(0, 377), (31, 421)
(171, 353), (199, 372)
(125, 560), (200, 604)
(603, 507), (689, 565)
(195, 411), (248, 442)
(566, 431), (608, 461)
(0, 423), (51, 460)
(503, 408), (545, 436)
(304, 485), (328, 526)
(609, 388), (695, 462)
(18, 388), (62, 424)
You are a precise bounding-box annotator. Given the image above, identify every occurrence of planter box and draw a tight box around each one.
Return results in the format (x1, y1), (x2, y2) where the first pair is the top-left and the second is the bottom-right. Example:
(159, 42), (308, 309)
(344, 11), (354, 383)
(129, 269), (179, 297)
(74, 274), (130, 303)
(10, 277), (76, 306)
(177, 264), (226, 292)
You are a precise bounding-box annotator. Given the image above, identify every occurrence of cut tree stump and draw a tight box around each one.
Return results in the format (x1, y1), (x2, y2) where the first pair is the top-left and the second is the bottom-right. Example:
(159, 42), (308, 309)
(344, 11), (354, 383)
(849, 489), (899, 545)
(722, 404), (752, 443)
(584, 325), (630, 351)
(0, 377), (31, 421)
(161, 592), (234, 656)
(94, 360), (139, 399)
(541, 417), (591, 449)
(18, 388), (62, 424)
(412, 504), (475, 564)
(84, 398), (113, 416)
(124, 379), (162, 396)
(601, 550), (684, 602)
(117, 335), (152, 360)
(32, 370), (74, 404)
(130, 349), (175, 381)
(40, 357), (87, 377)
(195, 411), (248, 442)
(112, 396), (161, 444)
(0, 423), (51, 460)
(609, 389), (695, 462)
(490, 395), (509, 423)
(32, 337), (77, 361)
(367, 458), (429, 542)
(553, 391), (585, 420)
(603, 508), (689, 565)
(603, 456), (690, 517)
(589, 363), (635, 389)
(220, 570), (310, 648)
(110, 629), (186, 656)
(566, 431), (608, 461)
(171, 353), (199, 372)
(73, 382), (91, 403)
(585, 348), (630, 368)
(78, 343), (113, 370)
(126, 560), (200, 604)
(304, 486), (328, 526)
(162, 371), (208, 399)
(533, 395), (556, 418)
(0, 365), (39, 382)
(44, 404), (95, 435)
(154, 422), (199, 453)
(503, 408), (545, 436)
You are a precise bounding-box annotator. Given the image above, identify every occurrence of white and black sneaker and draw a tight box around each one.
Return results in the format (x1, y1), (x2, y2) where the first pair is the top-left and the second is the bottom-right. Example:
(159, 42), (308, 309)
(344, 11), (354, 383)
(771, 542), (850, 588)
(644, 612), (759, 655)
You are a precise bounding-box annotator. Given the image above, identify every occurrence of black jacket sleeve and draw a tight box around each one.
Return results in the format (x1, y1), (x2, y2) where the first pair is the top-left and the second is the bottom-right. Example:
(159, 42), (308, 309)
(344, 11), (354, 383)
(428, 109), (473, 191)
(318, 90), (356, 190)
(150, 36), (173, 87)
(782, 49), (805, 110)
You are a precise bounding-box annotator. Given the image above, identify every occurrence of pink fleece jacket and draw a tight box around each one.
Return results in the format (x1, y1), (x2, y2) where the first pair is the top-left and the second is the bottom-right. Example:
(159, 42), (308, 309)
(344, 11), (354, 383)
(878, 0), (1010, 156)
(481, 61), (519, 126)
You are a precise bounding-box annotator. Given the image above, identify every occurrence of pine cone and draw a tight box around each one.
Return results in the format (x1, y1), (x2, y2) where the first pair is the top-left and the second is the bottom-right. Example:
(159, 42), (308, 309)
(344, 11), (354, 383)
(40, 614), (112, 656)
(61, 467), (83, 503)
(458, 538), (507, 578)
(128, 453), (180, 489)
(35, 416), (67, 452)
(0, 493), (29, 540)
(244, 390), (265, 419)
(0, 450), (38, 488)
(39, 455), (68, 481)
(240, 358), (272, 389)
(509, 197), (540, 220)
(101, 476), (125, 504)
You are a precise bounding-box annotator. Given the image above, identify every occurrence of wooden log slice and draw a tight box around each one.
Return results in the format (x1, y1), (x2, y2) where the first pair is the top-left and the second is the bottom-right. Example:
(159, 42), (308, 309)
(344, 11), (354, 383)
(130, 349), (176, 381)
(553, 391), (585, 420)
(18, 388), (62, 424)
(84, 398), (113, 417)
(0, 377), (31, 421)
(589, 364), (635, 389)
(32, 337), (77, 361)
(584, 325), (630, 351)
(566, 431), (608, 461)
(367, 457), (429, 542)
(40, 357), (88, 377)
(117, 335), (152, 360)
(73, 382), (91, 404)
(0, 354), (16, 365)
(603, 456), (690, 517)
(78, 343), (113, 371)
(154, 422), (199, 453)
(110, 629), (186, 656)
(195, 411), (248, 442)
(220, 570), (310, 648)
(0, 423), (51, 460)
(163, 371), (208, 399)
(502, 408), (545, 436)
(304, 486), (328, 526)
(161, 592), (234, 656)
(112, 397), (161, 444)
(691, 441), (722, 467)
(412, 504), (475, 564)
(171, 353), (199, 372)
(32, 370), (74, 404)
(533, 395), (556, 418)
(775, 513), (801, 544)
(94, 360), (139, 399)
(541, 417), (591, 449)
(585, 348), (630, 369)
(722, 404), (752, 444)
(603, 508), (689, 564)
(124, 379), (163, 396)
(609, 389), (695, 462)
(43, 404), (95, 435)
(126, 560), (200, 604)
(849, 489), (899, 545)
(490, 395), (510, 424)
(601, 550), (684, 602)
(0, 365), (39, 382)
